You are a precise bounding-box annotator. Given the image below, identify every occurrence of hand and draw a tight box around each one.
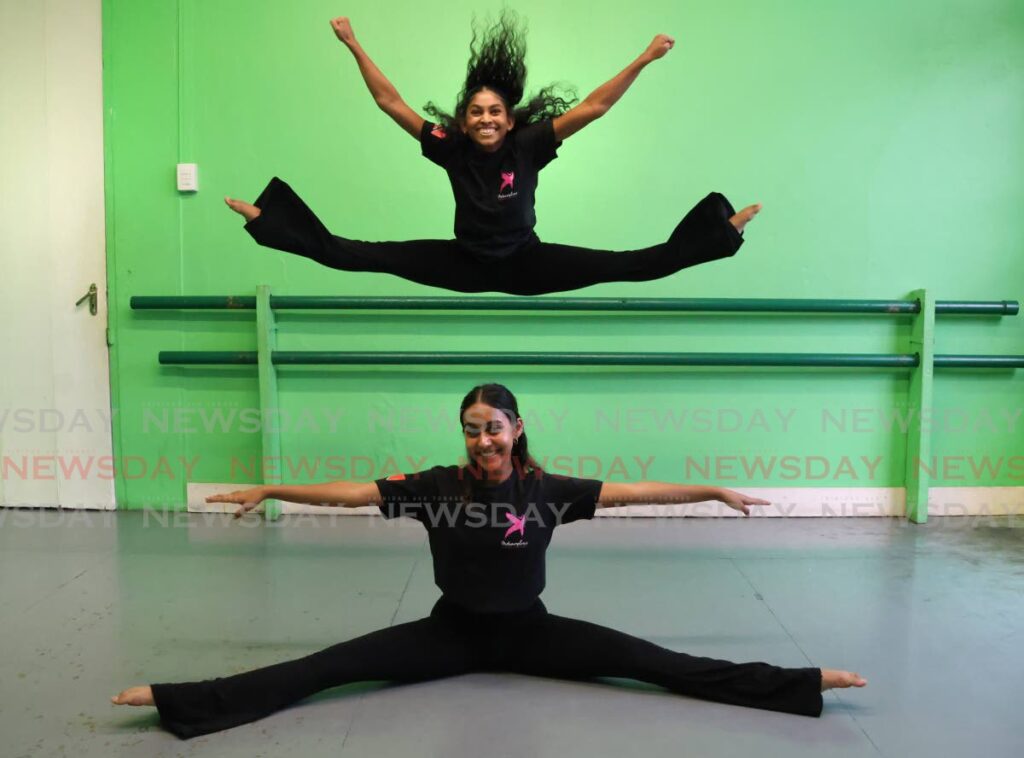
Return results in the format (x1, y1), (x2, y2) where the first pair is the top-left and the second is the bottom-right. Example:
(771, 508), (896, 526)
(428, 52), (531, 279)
(643, 34), (675, 62)
(206, 486), (268, 519)
(716, 488), (770, 516)
(330, 16), (357, 47)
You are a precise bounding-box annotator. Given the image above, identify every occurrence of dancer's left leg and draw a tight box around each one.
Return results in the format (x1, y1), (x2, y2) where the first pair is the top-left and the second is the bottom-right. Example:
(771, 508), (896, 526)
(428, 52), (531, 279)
(506, 612), (827, 717)
(485, 192), (747, 296)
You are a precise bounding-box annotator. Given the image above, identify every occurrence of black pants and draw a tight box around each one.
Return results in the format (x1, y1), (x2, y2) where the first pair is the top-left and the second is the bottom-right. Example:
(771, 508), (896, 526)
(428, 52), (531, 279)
(151, 598), (822, 739)
(243, 178), (744, 295)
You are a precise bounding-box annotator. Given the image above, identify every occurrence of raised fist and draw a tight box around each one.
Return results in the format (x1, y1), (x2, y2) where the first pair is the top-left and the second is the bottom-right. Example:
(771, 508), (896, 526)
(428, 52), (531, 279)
(330, 17), (357, 47)
(644, 34), (675, 61)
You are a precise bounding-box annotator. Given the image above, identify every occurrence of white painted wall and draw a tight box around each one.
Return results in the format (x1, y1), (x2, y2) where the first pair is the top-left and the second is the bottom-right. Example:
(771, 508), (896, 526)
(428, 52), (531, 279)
(0, 0), (114, 509)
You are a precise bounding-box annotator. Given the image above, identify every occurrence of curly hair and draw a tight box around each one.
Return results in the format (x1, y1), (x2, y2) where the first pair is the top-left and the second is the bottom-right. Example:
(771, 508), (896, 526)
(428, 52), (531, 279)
(423, 9), (577, 133)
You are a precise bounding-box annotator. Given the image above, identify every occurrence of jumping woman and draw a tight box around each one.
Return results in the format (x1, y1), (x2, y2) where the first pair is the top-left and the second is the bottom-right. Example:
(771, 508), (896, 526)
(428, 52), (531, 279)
(224, 12), (762, 295)
(113, 383), (866, 739)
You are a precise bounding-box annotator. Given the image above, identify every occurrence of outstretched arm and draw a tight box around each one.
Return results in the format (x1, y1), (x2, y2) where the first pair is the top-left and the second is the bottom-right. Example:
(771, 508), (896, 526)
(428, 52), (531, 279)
(553, 34), (675, 142)
(597, 482), (769, 516)
(330, 17), (425, 140)
(207, 481), (382, 518)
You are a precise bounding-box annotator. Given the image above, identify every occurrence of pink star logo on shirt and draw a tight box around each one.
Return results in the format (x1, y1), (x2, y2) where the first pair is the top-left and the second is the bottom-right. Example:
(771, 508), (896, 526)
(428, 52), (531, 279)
(504, 512), (527, 539)
(499, 172), (515, 193)
(431, 124), (447, 139)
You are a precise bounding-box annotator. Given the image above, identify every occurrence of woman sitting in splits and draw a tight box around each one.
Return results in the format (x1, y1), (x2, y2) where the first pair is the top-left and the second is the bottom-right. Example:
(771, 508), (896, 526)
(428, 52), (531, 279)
(225, 13), (761, 295)
(113, 383), (866, 739)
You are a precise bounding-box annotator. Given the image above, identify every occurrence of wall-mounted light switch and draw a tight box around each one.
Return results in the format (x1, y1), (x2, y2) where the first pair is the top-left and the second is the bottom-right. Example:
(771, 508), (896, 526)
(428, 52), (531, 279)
(177, 163), (198, 192)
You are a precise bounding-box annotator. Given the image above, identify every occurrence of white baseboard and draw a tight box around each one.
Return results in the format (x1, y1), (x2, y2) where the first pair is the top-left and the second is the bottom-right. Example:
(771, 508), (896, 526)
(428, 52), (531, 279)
(926, 487), (1024, 516)
(0, 502), (116, 510)
(186, 483), (1024, 518)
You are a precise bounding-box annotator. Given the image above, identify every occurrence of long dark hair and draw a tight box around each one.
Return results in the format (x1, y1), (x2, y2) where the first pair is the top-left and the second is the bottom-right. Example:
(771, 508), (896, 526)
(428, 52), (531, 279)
(424, 9), (578, 133)
(459, 383), (543, 487)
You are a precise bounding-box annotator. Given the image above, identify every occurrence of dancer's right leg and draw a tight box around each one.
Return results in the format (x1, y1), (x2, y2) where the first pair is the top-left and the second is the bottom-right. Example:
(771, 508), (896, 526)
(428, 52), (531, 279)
(239, 177), (501, 292)
(140, 615), (479, 739)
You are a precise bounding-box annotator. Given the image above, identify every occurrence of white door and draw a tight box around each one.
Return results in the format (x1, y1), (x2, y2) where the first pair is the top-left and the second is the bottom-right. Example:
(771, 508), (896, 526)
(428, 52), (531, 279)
(0, 0), (114, 510)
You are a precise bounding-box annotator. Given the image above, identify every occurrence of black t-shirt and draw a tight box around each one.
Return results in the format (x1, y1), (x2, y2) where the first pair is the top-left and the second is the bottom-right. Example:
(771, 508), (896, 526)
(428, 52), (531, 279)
(420, 120), (561, 260)
(376, 465), (601, 613)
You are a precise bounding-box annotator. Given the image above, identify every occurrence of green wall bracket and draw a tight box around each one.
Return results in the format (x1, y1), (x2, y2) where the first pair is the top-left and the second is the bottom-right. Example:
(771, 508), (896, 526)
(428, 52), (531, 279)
(257, 285), (282, 521)
(905, 289), (935, 523)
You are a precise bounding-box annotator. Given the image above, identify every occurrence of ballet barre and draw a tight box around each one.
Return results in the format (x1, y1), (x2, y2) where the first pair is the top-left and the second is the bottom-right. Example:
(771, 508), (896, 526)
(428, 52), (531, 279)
(132, 295), (1018, 315)
(152, 352), (1023, 368)
(132, 289), (1022, 523)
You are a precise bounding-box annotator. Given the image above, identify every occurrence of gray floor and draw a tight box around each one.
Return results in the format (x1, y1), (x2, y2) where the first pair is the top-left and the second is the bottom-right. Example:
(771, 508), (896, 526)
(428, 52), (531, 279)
(1, 510), (1021, 758)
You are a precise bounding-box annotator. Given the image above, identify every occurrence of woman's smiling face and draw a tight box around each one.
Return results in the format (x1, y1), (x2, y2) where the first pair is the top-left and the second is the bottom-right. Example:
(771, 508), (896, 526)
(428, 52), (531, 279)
(461, 88), (515, 152)
(461, 402), (522, 480)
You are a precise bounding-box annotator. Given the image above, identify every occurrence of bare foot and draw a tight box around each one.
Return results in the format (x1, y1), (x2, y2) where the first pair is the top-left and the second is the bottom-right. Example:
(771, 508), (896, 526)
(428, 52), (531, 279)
(729, 203), (762, 234)
(111, 685), (154, 706)
(820, 668), (867, 692)
(225, 196), (261, 223)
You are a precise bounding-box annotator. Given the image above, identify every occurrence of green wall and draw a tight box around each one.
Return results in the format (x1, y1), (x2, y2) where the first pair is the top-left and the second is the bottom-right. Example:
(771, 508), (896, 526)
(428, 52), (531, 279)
(103, 0), (1024, 509)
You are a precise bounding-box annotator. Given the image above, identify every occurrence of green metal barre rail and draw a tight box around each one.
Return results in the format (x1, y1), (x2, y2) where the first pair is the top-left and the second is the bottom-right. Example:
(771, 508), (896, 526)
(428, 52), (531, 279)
(157, 351), (1024, 368)
(138, 287), (1022, 524)
(131, 295), (1020, 315)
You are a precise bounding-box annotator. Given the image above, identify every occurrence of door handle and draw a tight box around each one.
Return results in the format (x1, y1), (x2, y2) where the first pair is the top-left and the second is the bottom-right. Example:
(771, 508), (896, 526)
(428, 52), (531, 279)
(76, 283), (98, 316)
